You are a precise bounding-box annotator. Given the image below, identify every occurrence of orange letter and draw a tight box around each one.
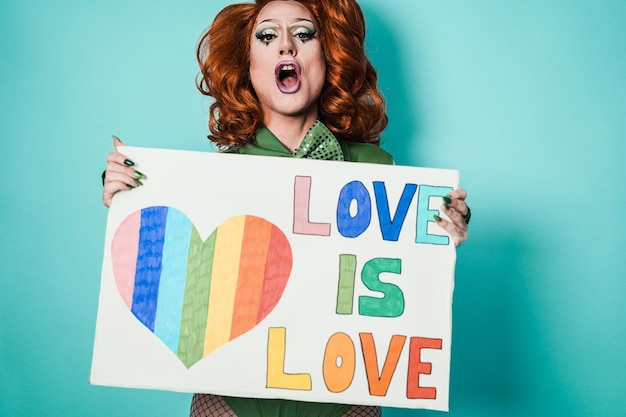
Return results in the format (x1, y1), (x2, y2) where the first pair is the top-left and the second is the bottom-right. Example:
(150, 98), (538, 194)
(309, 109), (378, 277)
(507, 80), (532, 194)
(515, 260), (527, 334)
(406, 337), (442, 399)
(360, 333), (407, 396)
(323, 332), (356, 393)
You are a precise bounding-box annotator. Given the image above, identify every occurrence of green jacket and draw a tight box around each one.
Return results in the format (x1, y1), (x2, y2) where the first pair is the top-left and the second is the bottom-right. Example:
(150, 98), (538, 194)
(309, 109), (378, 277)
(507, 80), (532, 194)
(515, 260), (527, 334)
(231, 126), (394, 165)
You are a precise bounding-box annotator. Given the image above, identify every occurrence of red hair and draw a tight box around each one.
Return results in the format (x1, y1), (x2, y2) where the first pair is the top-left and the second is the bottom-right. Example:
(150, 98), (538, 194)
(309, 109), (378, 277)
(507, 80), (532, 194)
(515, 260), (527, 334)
(196, 0), (387, 148)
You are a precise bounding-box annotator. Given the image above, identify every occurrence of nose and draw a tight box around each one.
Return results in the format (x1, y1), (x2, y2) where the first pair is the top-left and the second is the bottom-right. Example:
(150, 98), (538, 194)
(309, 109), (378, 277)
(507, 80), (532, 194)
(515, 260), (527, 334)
(279, 33), (297, 56)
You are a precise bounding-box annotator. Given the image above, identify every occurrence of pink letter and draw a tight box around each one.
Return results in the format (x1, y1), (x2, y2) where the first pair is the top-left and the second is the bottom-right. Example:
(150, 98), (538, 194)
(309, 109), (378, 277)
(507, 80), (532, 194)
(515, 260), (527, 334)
(293, 176), (331, 236)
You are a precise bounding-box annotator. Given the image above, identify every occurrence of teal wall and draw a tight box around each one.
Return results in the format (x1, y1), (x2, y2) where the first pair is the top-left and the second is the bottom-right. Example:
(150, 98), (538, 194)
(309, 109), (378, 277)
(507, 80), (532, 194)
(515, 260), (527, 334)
(1, 1), (624, 416)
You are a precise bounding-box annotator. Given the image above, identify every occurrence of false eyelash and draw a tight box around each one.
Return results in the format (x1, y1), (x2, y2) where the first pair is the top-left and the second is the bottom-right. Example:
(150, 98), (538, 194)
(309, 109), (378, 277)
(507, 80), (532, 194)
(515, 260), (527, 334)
(294, 28), (317, 42)
(255, 29), (278, 45)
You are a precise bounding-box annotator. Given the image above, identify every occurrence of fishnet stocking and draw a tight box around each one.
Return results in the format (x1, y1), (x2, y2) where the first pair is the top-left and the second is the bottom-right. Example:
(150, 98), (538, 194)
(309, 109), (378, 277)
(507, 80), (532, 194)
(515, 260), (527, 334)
(190, 394), (236, 417)
(343, 404), (382, 417)
(190, 394), (381, 417)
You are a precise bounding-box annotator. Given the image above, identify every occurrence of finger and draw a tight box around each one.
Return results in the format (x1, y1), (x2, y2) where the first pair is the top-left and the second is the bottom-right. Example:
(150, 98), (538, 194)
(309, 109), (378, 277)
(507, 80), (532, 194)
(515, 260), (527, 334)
(448, 188), (467, 201)
(441, 204), (469, 232)
(104, 138), (146, 186)
(104, 167), (145, 188)
(101, 135), (145, 208)
(106, 149), (135, 168)
(106, 135), (136, 169)
(105, 156), (141, 178)
(112, 134), (125, 149)
(102, 180), (135, 208)
(434, 216), (468, 247)
(443, 188), (469, 217)
(102, 169), (145, 207)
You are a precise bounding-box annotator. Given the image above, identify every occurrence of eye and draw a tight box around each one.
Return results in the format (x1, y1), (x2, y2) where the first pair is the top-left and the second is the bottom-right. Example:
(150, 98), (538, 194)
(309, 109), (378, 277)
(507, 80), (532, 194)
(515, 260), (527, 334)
(255, 28), (278, 45)
(293, 26), (317, 42)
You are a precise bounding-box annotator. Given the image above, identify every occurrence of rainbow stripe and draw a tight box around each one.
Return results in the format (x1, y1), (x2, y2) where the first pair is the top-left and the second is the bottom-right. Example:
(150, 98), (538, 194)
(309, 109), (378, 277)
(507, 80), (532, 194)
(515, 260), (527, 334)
(111, 207), (293, 368)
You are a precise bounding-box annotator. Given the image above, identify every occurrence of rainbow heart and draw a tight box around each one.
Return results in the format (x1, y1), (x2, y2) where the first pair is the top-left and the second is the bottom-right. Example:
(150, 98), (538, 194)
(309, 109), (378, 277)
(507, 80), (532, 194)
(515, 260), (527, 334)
(111, 206), (293, 368)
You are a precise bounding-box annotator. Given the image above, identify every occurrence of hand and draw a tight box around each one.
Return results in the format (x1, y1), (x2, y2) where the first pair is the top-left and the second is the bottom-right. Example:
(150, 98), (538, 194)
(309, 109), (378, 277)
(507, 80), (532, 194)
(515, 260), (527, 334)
(434, 188), (470, 247)
(102, 136), (146, 207)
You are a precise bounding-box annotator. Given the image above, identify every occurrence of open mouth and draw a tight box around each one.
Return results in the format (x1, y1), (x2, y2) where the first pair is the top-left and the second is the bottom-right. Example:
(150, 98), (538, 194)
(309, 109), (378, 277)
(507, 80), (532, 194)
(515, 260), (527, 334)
(275, 61), (301, 94)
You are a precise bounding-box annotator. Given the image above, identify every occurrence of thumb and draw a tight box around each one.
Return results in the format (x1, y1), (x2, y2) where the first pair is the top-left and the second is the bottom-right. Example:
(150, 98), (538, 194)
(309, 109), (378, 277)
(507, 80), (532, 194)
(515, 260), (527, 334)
(111, 134), (125, 150)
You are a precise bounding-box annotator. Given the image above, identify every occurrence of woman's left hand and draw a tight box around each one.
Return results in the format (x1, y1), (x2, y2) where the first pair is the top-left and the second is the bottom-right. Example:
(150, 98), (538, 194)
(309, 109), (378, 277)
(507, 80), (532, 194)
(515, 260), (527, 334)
(435, 188), (471, 247)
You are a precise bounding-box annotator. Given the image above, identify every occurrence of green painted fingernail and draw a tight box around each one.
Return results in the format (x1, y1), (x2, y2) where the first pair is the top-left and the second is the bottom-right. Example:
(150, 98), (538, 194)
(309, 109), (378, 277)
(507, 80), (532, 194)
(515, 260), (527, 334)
(433, 214), (442, 222)
(127, 184), (135, 189)
(133, 171), (147, 180)
(442, 195), (452, 205)
(134, 178), (144, 186)
(124, 159), (135, 167)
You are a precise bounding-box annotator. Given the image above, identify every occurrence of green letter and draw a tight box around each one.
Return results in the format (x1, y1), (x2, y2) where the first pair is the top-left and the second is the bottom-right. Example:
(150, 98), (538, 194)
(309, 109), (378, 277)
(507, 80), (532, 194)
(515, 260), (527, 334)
(358, 258), (404, 318)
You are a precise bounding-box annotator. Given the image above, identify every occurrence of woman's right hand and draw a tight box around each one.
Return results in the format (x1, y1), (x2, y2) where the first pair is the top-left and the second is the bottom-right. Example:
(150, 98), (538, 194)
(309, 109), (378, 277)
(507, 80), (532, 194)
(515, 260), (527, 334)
(102, 135), (146, 207)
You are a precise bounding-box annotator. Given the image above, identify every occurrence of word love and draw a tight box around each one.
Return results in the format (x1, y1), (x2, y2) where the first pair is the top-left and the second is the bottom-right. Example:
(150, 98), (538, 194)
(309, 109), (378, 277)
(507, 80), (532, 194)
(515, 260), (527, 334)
(267, 328), (443, 400)
(293, 176), (453, 245)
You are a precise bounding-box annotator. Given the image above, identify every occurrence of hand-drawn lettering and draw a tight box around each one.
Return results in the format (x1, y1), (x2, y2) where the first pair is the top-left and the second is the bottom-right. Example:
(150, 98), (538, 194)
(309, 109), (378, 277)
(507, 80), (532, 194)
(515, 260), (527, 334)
(358, 258), (404, 318)
(266, 327), (312, 391)
(336, 254), (357, 315)
(415, 185), (453, 245)
(293, 176), (332, 236)
(360, 333), (407, 396)
(406, 337), (442, 399)
(322, 332), (356, 393)
(337, 181), (371, 238)
(373, 182), (417, 242)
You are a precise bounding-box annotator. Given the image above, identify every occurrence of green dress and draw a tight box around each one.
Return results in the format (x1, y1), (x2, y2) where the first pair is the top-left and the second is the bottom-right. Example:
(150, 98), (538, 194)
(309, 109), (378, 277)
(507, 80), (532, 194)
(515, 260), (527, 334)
(221, 123), (393, 417)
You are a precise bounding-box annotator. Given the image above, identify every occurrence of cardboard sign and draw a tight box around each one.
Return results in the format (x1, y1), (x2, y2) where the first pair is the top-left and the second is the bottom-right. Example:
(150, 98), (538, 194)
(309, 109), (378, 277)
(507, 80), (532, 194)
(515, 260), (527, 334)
(91, 146), (458, 411)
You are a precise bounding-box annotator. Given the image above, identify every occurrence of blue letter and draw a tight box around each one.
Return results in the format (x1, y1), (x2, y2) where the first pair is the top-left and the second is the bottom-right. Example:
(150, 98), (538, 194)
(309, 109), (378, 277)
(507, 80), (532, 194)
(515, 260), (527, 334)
(416, 185), (453, 245)
(337, 181), (371, 238)
(373, 182), (417, 241)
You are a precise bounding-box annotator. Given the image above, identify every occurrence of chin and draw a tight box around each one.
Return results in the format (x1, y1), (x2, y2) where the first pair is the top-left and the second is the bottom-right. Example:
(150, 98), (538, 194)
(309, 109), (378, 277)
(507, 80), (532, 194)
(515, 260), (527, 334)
(273, 99), (319, 118)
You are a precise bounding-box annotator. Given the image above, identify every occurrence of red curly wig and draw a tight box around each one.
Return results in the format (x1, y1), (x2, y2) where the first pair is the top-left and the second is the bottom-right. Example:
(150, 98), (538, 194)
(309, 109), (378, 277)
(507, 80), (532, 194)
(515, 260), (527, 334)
(196, 0), (388, 148)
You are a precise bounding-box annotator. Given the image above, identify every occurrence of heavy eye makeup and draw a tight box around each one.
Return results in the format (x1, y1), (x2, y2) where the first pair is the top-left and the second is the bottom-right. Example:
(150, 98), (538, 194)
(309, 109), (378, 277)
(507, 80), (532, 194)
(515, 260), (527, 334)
(293, 25), (317, 42)
(255, 27), (279, 45)
(254, 21), (317, 45)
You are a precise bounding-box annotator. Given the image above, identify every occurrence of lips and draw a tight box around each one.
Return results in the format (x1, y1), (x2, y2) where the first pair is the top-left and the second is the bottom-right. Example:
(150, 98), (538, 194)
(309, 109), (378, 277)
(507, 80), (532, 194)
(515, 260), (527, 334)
(275, 60), (301, 94)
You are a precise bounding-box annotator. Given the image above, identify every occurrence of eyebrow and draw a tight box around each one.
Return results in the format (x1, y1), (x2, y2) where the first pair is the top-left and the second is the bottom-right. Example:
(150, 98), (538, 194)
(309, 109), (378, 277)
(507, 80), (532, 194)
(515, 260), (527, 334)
(257, 18), (315, 26)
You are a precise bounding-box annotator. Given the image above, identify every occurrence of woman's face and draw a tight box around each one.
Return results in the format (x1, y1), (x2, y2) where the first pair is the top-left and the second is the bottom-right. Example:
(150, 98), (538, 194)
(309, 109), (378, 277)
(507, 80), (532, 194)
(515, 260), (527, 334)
(249, 1), (326, 123)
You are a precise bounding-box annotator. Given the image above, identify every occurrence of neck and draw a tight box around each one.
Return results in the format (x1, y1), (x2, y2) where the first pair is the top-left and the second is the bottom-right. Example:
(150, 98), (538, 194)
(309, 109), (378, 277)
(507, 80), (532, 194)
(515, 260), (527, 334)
(263, 113), (319, 153)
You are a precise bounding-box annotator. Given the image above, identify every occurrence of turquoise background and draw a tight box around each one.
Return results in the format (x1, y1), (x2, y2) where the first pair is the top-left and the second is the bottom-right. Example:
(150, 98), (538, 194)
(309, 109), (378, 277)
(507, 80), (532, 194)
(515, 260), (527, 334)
(1, 0), (624, 416)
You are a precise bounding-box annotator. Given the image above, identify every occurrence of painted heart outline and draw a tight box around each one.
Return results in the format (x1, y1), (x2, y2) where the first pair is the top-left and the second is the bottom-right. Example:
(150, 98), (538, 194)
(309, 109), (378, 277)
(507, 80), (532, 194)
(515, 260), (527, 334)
(111, 206), (293, 368)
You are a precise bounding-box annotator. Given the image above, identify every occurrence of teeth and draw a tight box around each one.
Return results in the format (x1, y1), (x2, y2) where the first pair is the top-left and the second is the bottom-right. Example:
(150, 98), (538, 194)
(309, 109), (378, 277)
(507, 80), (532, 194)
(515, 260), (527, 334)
(281, 65), (295, 71)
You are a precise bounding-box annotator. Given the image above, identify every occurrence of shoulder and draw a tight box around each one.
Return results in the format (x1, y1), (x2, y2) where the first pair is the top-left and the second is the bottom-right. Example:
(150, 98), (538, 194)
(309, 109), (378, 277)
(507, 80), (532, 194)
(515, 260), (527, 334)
(339, 139), (394, 165)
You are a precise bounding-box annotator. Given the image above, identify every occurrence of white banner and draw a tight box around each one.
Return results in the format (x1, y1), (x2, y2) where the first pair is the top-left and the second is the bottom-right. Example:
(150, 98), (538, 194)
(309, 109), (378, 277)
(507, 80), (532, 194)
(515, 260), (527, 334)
(91, 147), (458, 411)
